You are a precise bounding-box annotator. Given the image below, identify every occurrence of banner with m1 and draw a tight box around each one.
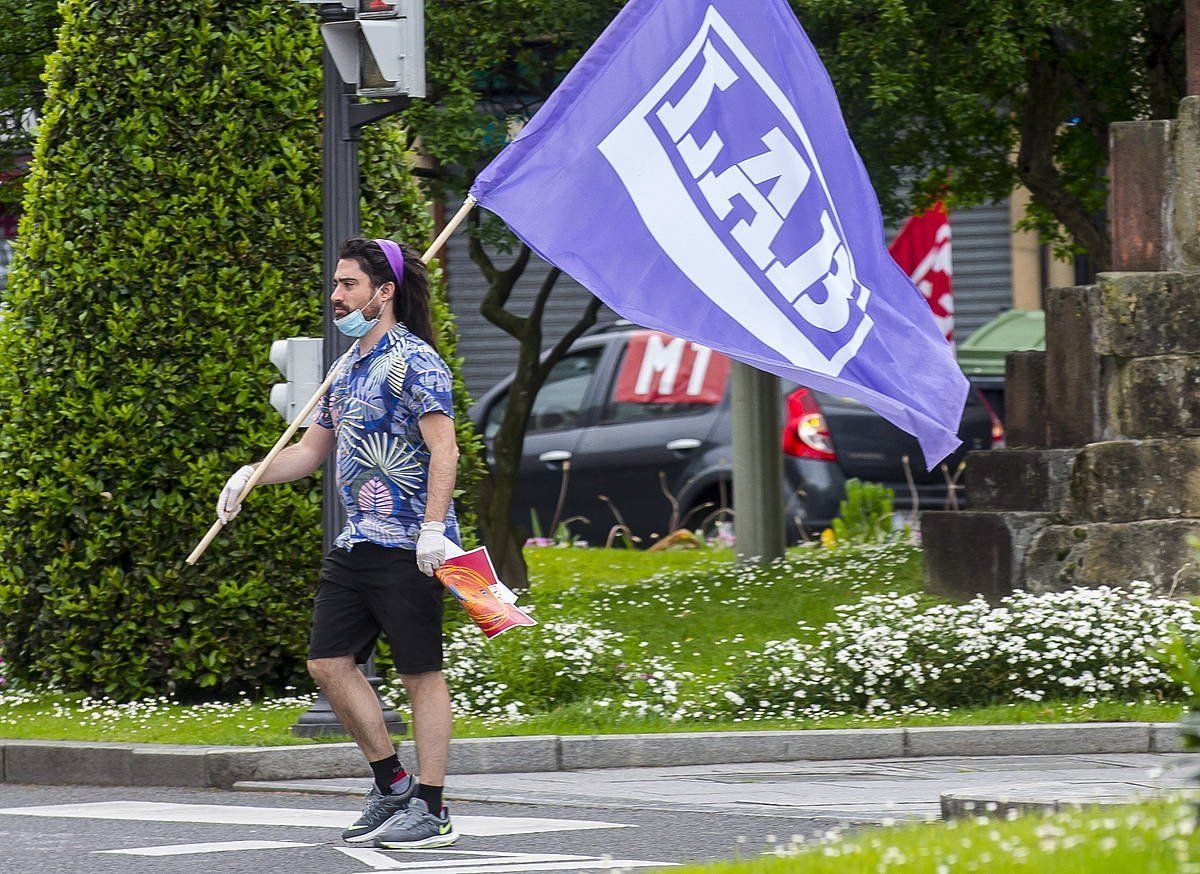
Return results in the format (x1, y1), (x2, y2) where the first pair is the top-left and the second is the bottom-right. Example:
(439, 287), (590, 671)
(470, 0), (968, 466)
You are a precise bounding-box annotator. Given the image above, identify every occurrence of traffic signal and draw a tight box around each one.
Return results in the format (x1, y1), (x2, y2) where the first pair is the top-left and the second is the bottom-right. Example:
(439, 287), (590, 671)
(269, 337), (325, 426)
(321, 0), (425, 98)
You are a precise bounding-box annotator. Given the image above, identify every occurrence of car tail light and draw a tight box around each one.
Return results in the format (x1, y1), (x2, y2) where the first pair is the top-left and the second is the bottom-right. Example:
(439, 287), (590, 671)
(976, 390), (1006, 449)
(782, 387), (837, 460)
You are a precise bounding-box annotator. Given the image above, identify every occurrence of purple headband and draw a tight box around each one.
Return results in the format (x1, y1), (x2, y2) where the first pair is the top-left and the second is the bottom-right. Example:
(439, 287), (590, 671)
(373, 238), (406, 290)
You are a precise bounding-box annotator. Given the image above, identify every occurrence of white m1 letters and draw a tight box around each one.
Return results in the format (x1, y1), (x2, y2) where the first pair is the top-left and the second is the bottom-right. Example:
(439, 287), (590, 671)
(635, 334), (686, 395)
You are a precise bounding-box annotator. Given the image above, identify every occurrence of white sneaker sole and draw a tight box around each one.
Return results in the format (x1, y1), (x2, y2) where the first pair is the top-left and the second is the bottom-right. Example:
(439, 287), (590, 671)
(376, 829), (460, 850)
(342, 813), (406, 844)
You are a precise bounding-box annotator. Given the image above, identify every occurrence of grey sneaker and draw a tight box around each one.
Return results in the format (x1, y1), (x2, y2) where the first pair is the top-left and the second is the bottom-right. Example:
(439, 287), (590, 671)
(342, 774), (416, 843)
(374, 797), (459, 849)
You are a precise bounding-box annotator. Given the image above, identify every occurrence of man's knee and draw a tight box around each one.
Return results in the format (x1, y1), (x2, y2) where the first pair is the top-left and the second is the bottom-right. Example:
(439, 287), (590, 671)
(399, 669), (445, 693)
(307, 655), (356, 685)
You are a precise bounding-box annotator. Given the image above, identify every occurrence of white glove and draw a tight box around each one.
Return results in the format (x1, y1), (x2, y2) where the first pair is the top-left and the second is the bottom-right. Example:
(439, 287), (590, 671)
(217, 465), (255, 523)
(416, 521), (447, 576)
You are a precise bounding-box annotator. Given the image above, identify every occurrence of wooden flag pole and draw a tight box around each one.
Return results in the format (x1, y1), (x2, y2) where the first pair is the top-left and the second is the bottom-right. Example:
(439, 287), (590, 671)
(186, 196), (479, 566)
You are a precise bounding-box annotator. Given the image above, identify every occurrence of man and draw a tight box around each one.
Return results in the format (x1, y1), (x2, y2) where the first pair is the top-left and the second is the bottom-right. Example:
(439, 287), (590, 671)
(217, 238), (460, 850)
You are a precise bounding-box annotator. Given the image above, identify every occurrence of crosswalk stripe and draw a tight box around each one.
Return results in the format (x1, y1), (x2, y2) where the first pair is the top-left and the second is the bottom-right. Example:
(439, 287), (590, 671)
(96, 840), (315, 857)
(0, 802), (631, 836)
(345, 860), (672, 874)
(336, 848), (594, 870)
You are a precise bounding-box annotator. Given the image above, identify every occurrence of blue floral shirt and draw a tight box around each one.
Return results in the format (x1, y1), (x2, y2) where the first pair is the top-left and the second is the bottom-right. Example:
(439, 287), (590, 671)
(315, 324), (459, 551)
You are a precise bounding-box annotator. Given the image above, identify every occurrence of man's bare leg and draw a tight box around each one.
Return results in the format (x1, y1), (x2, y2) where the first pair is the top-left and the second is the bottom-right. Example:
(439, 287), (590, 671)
(401, 670), (452, 787)
(307, 656), (394, 762)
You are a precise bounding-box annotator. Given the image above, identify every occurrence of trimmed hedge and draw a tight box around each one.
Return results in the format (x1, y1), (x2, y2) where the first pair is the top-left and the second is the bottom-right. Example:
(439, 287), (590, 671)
(0, 0), (479, 700)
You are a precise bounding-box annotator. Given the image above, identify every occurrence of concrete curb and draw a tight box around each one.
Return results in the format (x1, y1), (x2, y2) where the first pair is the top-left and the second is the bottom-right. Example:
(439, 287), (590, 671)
(0, 722), (1186, 789)
(940, 780), (1195, 819)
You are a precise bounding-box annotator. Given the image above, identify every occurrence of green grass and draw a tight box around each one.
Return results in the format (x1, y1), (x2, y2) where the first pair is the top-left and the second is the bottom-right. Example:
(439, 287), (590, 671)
(667, 801), (1199, 873)
(523, 542), (927, 676)
(450, 698), (1186, 739)
(0, 690), (326, 746)
(0, 689), (1181, 747)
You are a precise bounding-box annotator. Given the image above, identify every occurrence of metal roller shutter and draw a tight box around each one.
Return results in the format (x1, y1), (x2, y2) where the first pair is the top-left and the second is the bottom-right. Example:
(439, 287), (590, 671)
(950, 201), (1014, 339)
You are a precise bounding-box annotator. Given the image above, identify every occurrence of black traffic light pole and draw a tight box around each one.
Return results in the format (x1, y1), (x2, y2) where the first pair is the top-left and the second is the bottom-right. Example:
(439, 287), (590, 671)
(294, 2), (410, 738)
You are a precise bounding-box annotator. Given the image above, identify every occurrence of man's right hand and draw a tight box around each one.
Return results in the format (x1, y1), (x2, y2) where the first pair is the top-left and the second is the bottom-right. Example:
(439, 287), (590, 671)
(217, 465), (256, 523)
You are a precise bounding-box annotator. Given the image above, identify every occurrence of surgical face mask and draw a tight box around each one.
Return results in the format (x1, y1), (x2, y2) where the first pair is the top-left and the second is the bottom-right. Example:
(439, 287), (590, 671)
(334, 288), (383, 338)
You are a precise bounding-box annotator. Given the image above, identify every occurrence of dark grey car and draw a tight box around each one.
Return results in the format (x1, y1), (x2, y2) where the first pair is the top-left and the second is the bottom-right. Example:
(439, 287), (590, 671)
(470, 325), (997, 546)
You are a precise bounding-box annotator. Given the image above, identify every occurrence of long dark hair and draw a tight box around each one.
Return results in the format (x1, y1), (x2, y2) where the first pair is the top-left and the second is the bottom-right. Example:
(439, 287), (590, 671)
(338, 238), (439, 353)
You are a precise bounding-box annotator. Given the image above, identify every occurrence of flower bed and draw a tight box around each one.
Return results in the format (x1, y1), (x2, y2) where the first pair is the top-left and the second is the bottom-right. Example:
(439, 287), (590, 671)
(422, 582), (1200, 723)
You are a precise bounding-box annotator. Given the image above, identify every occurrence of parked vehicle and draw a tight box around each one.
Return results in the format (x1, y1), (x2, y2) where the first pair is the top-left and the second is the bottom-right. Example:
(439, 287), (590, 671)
(469, 324), (999, 546)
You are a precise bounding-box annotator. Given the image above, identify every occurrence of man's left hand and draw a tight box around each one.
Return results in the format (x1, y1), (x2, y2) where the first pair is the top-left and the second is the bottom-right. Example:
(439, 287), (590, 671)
(416, 521), (447, 576)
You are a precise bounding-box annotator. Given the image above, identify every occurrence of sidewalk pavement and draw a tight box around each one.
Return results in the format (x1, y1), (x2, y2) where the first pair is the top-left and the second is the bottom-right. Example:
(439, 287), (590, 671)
(238, 752), (1197, 825)
(1, 723), (1193, 821)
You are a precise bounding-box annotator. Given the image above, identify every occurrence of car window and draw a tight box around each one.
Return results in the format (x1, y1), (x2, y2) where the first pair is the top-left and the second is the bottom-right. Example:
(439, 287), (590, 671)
(600, 331), (730, 425)
(484, 348), (603, 438)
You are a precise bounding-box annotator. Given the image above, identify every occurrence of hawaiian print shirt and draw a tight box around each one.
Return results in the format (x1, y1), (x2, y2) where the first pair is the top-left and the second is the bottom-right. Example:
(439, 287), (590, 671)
(315, 323), (459, 551)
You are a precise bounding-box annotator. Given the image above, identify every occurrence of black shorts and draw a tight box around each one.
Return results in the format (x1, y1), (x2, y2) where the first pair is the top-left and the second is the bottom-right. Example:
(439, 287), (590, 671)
(308, 541), (446, 674)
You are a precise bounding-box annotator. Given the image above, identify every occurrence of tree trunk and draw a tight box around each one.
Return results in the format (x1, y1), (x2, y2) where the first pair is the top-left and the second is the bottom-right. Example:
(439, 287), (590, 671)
(476, 469), (529, 590)
(466, 217), (605, 591)
(475, 329), (544, 591)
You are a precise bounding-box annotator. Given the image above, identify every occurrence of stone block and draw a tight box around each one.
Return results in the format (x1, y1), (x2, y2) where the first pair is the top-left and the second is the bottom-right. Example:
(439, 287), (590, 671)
(1024, 519), (1200, 593)
(905, 723), (1149, 758)
(1170, 96), (1200, 270)
(1005, 351), (1048, 449)
(3, 740), (135, 786)
(559, 730), (904, 770)
(1105, 355), (1200, 439)
(964, 449), (1077, 516)
(1109, 119), (1172, 272)
(130, 746), (223, 788)
(205, 743), (363, 788)
(921, 511), (1049, 601)
(1044, 285), (1103, 448)
(398, 736), (558, 775)
(1150, 722), (1186, 753)
(1095, 273), (1200, 357)
(1069, 439), (1200, 522)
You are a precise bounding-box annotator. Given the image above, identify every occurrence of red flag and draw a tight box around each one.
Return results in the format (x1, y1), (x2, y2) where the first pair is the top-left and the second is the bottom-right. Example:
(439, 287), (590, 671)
(889, 202), (953, 342)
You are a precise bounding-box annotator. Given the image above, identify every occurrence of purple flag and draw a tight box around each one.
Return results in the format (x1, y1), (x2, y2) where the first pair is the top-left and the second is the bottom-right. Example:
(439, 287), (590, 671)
(470, 0), (968, 465)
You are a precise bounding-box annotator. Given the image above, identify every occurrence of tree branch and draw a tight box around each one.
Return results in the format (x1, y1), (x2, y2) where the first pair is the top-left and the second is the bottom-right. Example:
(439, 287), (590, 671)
(496, 243), (533, 295)
(1047, 27), (1108, 157)
(1015, 52), (1111, 269)
(1144, 5), (1186, 119)
(465, 207), (497, 286)
(480, 277), (527, 338)
(527, 265), (561, 329)
(538, 294), (604, 383)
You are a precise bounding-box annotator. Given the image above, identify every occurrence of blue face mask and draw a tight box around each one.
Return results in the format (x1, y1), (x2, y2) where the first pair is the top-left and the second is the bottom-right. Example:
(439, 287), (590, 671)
(334, 289), (383, 338)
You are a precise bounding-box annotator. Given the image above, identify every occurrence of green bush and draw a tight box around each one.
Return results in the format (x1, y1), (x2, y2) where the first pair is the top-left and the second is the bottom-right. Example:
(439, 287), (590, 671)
(0, 1), (478, 701)
(829, 478), (896, 546)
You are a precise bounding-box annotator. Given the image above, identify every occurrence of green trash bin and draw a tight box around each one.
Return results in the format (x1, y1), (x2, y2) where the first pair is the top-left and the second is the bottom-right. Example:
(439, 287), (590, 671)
(956, 309), (1045, 424)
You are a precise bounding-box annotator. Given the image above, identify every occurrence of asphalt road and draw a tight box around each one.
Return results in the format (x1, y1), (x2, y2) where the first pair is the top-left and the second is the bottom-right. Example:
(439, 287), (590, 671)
(0, 784), (841, 874)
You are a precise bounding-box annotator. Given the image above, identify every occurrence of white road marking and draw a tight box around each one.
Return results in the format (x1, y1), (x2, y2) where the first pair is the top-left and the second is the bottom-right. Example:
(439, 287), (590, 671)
(347, 861), (672, 874)
(0, 801), (633, 836)
(96, 840), (315, 857)
(336, 847), (594, 869)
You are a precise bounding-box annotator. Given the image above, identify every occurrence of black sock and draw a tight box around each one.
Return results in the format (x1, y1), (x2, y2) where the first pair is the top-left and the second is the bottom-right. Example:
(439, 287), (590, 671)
(369, 754), (408, 795)
(416, 783), (443, 813)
